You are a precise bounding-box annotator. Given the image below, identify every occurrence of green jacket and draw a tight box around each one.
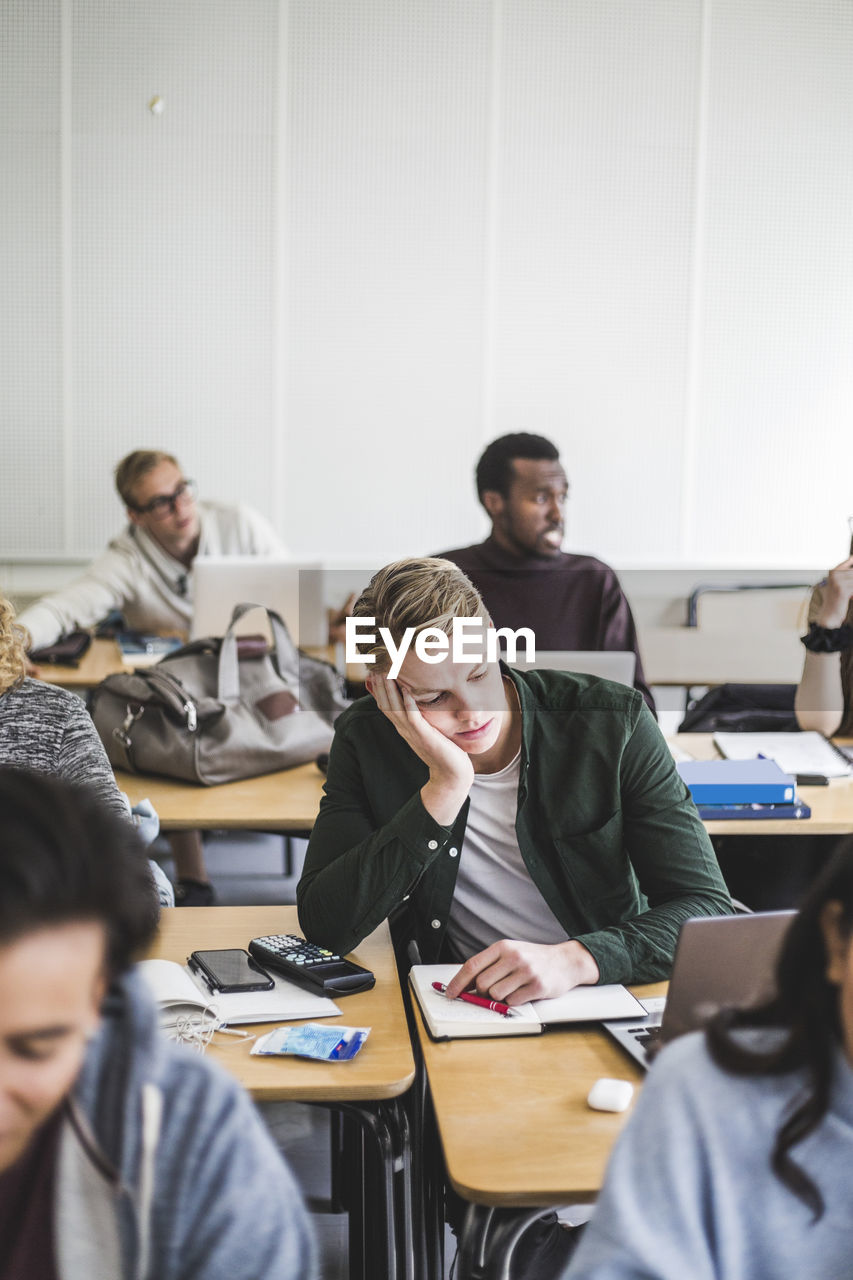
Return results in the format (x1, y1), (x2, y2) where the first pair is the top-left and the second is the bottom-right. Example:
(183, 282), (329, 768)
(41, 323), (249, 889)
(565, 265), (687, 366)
(297, 667), (732, 984)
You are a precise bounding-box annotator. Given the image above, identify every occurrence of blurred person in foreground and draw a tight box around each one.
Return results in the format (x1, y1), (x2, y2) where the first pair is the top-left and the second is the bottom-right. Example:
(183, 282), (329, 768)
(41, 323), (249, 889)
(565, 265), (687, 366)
(568, 840), (853, 1279)
(0, 769), (315, 1279)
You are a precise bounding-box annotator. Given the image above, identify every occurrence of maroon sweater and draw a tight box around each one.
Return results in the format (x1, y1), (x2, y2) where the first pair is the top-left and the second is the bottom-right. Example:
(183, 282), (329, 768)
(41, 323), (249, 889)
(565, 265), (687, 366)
(438, 537), (655, 714)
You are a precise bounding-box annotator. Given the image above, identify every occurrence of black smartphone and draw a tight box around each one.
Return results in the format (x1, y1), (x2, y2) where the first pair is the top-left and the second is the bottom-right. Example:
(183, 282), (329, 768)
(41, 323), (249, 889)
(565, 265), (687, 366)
(188, 948), (274, 993)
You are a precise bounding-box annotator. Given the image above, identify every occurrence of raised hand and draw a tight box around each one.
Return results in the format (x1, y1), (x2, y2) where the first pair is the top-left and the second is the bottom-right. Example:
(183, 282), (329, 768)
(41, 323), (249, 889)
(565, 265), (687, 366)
(817, 556), (853, 628)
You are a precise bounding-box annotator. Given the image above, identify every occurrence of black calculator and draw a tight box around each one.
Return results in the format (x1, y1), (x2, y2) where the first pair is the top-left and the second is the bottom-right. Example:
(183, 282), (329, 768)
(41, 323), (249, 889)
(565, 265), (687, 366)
(248, 934), (376, 996)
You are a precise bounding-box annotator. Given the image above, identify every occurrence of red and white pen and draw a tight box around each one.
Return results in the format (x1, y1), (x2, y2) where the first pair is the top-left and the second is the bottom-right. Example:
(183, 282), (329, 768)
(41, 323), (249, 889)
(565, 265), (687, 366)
(432, 981), (518, 1017)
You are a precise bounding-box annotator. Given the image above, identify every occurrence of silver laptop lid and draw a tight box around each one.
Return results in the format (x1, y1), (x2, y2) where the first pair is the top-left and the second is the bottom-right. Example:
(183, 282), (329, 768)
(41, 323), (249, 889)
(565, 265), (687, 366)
(190, 557), (326, 646)
(660, 910), (795, 1045)
(512, 650), (636, 688)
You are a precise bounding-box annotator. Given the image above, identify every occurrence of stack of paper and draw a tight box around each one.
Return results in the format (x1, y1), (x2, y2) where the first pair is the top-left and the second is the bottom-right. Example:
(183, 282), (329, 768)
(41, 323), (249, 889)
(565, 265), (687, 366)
(713, 731), (851, 779)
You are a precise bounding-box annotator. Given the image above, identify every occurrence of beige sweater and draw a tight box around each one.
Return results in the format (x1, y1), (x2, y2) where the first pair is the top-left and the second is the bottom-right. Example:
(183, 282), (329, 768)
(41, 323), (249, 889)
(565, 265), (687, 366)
(19, 501), (285, 650)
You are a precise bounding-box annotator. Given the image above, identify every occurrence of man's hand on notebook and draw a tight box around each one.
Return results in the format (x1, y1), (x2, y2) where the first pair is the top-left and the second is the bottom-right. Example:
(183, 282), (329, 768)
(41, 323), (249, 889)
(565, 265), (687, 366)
(446, 938), (600, 1006)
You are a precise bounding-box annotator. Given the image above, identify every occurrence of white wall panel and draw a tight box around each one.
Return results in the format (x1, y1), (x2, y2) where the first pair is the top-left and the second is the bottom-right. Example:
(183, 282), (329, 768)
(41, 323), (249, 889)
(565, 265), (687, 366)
(68, 0), (278, 550)
(4, 1), (853, 573)
(284, 0), (492, 561)
(1, 2), (64, 554)
(691, 0), (853, 567)
(491, 0), (701, 564)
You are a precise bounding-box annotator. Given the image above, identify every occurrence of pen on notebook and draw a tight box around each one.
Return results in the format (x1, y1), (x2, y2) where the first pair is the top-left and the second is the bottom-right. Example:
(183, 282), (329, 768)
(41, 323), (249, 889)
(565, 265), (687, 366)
(432, 981), (519, 1017)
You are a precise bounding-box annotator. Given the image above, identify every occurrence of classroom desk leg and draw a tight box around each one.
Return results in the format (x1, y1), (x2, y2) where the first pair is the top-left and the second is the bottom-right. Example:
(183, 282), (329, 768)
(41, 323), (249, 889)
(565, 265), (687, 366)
(327, 1109), (348, 1214)
(410, 1062), (447, 1280)
(329, 1098), (415, 1280)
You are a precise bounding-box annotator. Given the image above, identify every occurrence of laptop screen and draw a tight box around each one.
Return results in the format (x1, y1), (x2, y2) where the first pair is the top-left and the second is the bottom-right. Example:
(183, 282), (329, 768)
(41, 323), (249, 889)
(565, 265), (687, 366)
(661, 910), (795, 1043)
(512, 650), (637, 687)
(190, 557), (326, 646)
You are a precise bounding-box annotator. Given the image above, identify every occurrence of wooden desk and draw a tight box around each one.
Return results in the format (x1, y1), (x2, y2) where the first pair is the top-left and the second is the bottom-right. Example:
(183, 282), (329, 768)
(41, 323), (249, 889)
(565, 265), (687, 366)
(150, 906), (415, 1276)
(639, 626), (803, 687)
(414, 986), (660, 1209)
(35, 636), (126, 689)
(38, 639), (352, 688)
(116, 762), (325, 832)
(671, 733), (853, 835)
(117, 732), (852, 840)
(413, 982), (665, 1279)
(151, 905), (414, 1101)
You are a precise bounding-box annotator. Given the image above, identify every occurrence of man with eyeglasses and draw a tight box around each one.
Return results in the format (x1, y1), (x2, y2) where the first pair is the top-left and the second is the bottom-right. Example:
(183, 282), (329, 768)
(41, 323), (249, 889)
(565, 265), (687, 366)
(19, 450), (285, 648)
(18, 450), (287, 906)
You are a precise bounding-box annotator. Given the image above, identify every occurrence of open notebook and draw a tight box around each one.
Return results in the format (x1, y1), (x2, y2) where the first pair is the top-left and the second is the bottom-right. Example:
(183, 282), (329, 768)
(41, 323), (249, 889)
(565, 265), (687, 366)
(410, 964), (644, 1041)
(139, 959), (340, 1030)
(713, 731), (851, 779)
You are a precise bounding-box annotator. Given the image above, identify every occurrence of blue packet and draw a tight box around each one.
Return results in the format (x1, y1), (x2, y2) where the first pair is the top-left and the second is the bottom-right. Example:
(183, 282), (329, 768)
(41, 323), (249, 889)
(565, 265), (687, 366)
(251, 1023), (369, 1062)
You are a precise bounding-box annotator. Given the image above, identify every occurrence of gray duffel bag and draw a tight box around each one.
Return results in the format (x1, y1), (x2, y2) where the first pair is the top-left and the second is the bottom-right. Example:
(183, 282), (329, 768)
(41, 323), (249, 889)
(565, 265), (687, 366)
(90, 603), (348, 785)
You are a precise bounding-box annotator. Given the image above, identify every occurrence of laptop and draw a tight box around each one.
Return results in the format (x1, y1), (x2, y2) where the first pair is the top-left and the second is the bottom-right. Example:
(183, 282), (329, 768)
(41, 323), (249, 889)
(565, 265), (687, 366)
(512, 650), (637, 688)
(190, 557), (327, 646)
(604, 910), (795, 1070)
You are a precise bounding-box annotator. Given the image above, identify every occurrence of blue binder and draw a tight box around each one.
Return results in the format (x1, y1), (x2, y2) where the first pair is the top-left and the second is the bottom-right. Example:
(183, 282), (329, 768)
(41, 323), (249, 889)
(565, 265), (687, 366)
(695, 799), (811, 821)
(677, 758), (796, 804)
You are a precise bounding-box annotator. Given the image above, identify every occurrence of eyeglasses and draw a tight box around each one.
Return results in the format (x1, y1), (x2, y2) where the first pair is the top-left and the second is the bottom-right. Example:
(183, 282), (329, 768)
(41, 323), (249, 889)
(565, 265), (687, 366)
(130, 479), (198, 520)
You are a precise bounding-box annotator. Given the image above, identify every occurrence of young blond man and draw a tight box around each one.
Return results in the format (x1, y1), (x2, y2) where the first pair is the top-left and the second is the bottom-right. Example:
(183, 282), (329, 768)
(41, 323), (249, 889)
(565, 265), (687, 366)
(299, 556), (730, 1005)
(0, 769), (314, 1278)
(299, 557), (730, 1278)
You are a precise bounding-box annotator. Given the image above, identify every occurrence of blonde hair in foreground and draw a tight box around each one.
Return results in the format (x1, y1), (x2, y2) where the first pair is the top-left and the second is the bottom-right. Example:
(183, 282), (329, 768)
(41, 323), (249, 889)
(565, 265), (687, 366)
(352, 557), (489, 672)
(0, 595), (27, 695)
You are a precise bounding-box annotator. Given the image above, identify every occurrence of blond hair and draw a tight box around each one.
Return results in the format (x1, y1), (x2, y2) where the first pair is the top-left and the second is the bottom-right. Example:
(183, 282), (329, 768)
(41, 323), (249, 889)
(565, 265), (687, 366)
(0, 595), (27, 695)
(352, 557), (489, 672)
(115, 450), (180, 508)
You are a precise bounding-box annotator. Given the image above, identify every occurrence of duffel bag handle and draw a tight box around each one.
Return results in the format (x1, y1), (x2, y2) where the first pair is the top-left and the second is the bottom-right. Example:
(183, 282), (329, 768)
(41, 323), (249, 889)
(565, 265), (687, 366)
(217, 602), (298, 704)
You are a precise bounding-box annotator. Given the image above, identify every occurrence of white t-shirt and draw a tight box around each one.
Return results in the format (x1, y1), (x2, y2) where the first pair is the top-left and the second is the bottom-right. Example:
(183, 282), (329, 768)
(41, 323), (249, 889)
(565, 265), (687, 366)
(445, 749), (570, 961)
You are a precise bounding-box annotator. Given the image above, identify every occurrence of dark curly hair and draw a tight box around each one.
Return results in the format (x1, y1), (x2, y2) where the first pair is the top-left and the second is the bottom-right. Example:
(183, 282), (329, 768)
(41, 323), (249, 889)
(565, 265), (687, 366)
(474, 433), (560, 503)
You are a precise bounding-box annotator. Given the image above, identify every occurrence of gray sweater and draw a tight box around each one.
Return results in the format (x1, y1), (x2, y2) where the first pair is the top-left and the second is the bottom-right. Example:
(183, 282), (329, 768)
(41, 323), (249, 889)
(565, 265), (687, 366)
(0, 679), (173, 905)
(0, 678), (128, 815)
(567, 1031), (853, 1280)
